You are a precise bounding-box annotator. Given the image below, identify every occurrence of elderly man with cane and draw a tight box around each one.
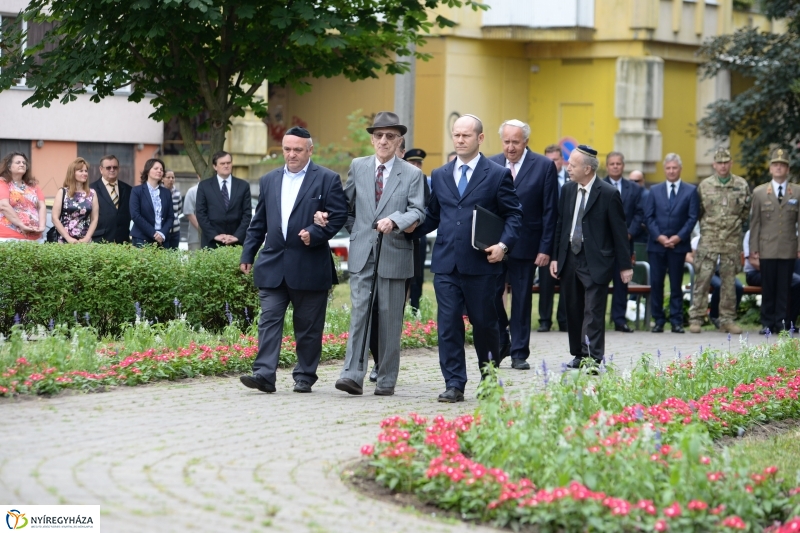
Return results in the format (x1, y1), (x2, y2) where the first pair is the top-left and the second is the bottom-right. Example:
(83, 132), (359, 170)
(319, 112), (426, 396)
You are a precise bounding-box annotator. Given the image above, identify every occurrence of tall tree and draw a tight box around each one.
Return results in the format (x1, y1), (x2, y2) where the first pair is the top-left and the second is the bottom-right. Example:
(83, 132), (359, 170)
(697, 0), (800, 183)
(0, 0), (482, 176)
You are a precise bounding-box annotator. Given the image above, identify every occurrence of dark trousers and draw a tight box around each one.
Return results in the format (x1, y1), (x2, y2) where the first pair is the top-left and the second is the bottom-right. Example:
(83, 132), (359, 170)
(408, 238), (426, 310)
(494, 258), (536, 360)
(252, 281), (328, 386)
(434, 268), (500, 392)
(538, 263), (567, 329)
(562, 249), (608, 361)
(747, 268), (800, 328)
(609, 260), (628, 326)
(165, 230), (180, 249)
(759, 258), (795, 330)
(649, 249), (686, 327)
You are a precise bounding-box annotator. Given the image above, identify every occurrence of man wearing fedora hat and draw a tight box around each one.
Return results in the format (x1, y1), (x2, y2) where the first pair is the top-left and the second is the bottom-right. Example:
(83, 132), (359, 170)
(688, 148), (751, 334)
(331, 111), (426, 396)
(749, 148), (800, 334)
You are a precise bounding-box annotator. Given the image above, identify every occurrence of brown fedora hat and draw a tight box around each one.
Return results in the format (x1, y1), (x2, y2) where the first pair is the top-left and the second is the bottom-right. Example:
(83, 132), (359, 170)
(366, 111), (408, 136)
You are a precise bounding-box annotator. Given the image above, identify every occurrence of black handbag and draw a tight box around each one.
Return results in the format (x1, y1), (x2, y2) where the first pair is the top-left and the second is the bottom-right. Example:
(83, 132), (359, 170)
(46, 188), (66, 243)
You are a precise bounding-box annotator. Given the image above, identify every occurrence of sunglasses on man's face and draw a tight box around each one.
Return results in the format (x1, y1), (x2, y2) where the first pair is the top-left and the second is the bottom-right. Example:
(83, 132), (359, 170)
(103, 166), (119, 171)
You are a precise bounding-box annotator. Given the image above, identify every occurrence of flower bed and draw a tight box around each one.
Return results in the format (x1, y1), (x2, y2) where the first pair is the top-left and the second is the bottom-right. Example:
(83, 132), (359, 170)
(361, 338), (800, 531)
(0, 317), (459, 397)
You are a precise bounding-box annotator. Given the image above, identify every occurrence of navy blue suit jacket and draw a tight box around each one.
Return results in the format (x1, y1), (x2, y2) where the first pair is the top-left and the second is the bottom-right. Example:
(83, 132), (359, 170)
(644, 181), (698, 255)
(241, 162), (347, 291)
(604, 176), (644, 250)
(488, 150), (558, 259)
(412, 154), (523, 276)
(129, 184), (175, 242)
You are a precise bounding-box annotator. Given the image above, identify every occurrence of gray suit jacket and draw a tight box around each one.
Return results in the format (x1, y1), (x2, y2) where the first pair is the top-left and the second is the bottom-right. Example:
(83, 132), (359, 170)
(344, 155), (426, 279)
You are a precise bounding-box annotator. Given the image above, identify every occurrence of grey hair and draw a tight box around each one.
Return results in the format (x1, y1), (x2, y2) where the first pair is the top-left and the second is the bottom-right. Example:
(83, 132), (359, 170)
(606, 151), (625, 164)
(460, 114), (484, 135)
(583, 153), (599, 172)
(664, 153), (682, 166)
(498, 119), (531, 141)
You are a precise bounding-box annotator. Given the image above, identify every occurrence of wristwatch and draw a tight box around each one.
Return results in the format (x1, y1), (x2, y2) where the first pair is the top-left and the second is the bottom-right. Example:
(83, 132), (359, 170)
(498, 242), (508, 254)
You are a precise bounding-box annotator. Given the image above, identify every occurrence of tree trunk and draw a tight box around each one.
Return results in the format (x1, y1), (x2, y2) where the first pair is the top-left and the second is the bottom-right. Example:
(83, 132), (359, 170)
(177, 115), (210, 178)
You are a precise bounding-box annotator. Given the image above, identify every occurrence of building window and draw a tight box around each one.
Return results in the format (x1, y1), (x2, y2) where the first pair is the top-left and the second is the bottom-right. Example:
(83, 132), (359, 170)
(0, 14), (26, 87)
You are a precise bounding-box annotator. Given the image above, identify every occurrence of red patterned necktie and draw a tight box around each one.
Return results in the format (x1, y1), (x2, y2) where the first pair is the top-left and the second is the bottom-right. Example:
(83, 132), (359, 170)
(375, 164), (385, 207)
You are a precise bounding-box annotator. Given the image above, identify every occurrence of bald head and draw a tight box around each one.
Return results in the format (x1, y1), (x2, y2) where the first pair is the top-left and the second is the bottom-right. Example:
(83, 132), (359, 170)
(629, 170), (644, 187)
(452, 115), (485, 162)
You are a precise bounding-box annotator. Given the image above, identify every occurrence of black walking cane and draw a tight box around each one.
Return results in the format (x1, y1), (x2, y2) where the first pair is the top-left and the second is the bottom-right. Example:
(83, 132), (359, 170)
(358, 222), (384, 372)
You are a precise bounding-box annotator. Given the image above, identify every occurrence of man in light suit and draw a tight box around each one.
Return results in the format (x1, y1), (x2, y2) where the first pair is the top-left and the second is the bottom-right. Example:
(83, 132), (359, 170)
(90, 155), (132, 243)
(238, 127), (347, 394)
(333, 111), (426, 397)
(551, 146), (632, 368)
(538, 144), (568, 332)
(603, 151), (643, 332)
(749, 148), (800, 334)
(489, 120), (558, 369)
(196, 151), (252, 248)
(410, 115), (522, 402)
(644, 153), (698, 333)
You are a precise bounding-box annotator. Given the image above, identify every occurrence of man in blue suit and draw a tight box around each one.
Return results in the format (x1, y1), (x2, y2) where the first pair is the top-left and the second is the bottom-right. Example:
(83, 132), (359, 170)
(238, 127), (347, 394)
(410, 115), (522, 402)
(603, 152), (644, 332)
(644, 153), (698, 333)
(489, 120), (558, 369)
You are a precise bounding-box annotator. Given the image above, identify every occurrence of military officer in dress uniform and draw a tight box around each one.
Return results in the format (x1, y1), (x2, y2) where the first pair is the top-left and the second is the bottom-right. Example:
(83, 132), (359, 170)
(749, 148), (800, 334)
(688, 148), (752, 334)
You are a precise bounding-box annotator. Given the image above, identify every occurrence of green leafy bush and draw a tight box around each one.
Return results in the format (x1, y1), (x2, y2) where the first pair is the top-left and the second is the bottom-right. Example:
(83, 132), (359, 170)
(0, 242), (258, 336)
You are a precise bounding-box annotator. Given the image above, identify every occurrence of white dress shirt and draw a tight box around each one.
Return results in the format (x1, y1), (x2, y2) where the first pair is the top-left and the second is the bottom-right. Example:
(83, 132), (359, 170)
(453, 153), (481, 187)
(608, 176), (623, 195)
(281, 160), (310, 238)
(666, 179), (682, 198)
(375, 156), (395, 185)
(772, 179), (788, 199)
(217, 174), (231, 191)
(505, 149), (528, 178)
(570, 175), (597, 241)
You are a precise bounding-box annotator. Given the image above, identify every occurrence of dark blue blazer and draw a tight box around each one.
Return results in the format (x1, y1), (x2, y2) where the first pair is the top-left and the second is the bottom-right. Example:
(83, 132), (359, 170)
(488, 150), (558, 259)
(129, 184), (175, 242)
(412, 154), (523, 276)
(644, 181), (698, 255)
(604, 176), (644, 248)
(241, 162), (347, 291)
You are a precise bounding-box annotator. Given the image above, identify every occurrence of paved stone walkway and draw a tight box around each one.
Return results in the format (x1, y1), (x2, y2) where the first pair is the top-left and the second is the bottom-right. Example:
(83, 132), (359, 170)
(0, 329), (768, 532)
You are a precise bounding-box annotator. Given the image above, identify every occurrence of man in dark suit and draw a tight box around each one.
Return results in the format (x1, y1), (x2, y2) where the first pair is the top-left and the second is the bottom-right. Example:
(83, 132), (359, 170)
(603, 151), (643, 332)
(410, 114), (522, 402)
(644, 153), (698, 333)
(196, 151), (252, 248)
(551, 145), (632, 367)
(538, 144), (568, 332)
(238, 127), (347, 394)
(630, 170), (650, 246)
(90, 155), (132, 243)
(489, 120), (558, 370)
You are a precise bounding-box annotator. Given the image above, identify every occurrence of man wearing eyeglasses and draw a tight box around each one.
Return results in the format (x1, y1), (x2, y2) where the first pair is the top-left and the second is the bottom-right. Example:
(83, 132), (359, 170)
(90, 155), (132, 243)
(327, 111), (426, 397)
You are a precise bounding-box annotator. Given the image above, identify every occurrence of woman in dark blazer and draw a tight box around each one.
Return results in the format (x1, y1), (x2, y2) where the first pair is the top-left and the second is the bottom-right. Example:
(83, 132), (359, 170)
(129, 158), (174, 248)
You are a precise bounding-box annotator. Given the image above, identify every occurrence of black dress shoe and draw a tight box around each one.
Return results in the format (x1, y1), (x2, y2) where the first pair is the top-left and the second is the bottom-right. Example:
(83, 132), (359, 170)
(240, 374), (276, 394)
(672, 325), (685, 334)
(651, 324), (664, 333)
(511, 359), (530, 370)
(293, 380), (312, 393)
(565, 357), (583, 369)
(374, 386), (395, 396)
(335, 378), (363, 395)
(438, 388), (464, 403)
(558, 323), (568, 332)
(369, 365), (379, 383)
(615, 323), (634, 333)
(537, 324), (551, 332)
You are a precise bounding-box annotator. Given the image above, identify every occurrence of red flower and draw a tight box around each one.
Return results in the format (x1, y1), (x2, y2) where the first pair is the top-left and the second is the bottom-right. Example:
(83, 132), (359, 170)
(687, 500), (708, 511)
(663, 502), (681, 518)
(360, 444), (374, 456)
(721, 515), (746, 529)
(654, 518), (668, 531)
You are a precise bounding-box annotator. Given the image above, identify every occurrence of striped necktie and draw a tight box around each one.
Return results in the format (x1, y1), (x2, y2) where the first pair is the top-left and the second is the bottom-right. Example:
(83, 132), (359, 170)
(109, 183), (118, 209)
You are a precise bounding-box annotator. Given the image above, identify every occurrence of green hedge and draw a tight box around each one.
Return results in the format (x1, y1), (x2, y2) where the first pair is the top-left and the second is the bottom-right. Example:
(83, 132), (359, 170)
(0, 242), (259, 336)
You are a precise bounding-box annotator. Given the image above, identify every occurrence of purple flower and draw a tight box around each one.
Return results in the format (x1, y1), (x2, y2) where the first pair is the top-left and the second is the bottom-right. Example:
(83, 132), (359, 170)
(48, 318), (55, 331)
(84, 313), (90, 325)
(13, 313), (20, 325)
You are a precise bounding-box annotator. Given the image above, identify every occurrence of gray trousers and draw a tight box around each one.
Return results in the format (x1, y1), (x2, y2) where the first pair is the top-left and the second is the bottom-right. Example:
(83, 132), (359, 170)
(253, 283), (328, 386)
(340, 253), (406, 389)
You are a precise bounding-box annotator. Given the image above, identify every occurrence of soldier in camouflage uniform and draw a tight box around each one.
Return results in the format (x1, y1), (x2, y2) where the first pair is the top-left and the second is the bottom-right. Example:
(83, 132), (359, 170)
(689, 148), (752, 334)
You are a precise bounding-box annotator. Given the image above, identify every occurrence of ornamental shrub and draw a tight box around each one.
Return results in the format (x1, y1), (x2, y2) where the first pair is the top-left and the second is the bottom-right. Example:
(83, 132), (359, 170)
(0, 242), (258, 336)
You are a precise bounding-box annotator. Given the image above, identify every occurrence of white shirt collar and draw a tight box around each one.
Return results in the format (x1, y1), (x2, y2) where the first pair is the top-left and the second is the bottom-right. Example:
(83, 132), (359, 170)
(580, 175), (597, 195)
(667, 178), (682, 194)
(217, 174), (232, 188)
(505, 148), (528, 170)
(456, 153), (481, 173)
(284, 159), (311, 178)
(772, 179), (788, 195)
(375, 156), (395, 177)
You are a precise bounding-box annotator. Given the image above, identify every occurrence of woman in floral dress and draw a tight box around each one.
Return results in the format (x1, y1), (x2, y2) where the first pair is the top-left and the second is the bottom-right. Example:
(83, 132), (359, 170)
(52, 157), (99, 243)
(0, 152), (46, 242)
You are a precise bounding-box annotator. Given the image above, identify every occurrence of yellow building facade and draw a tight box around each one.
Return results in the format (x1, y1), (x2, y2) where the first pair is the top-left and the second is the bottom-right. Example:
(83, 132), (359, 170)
(270, 0), (783, 184)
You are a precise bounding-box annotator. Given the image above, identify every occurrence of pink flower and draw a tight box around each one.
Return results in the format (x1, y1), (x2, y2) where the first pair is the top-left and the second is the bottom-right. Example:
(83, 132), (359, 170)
(721, 515), (746, 529)
(663, 502), (681, 518)
(654, 519), (668, 531)
(687, 500), (708, 511)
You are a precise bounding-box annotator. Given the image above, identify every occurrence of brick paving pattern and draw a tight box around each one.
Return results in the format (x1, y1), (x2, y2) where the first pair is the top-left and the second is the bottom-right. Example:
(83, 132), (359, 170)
(0, 329), (769, 532)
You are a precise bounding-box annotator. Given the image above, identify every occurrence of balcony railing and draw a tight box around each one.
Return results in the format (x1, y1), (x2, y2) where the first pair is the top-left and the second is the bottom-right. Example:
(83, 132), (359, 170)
(482, 0), (595, 28)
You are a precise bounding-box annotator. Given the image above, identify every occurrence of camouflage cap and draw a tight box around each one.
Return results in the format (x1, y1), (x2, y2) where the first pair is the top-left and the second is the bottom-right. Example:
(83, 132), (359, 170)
(770, 148), (790, 165)
(714, 148), (732, 163)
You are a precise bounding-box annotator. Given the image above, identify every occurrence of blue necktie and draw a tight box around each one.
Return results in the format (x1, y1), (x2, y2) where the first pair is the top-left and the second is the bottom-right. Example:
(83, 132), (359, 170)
(221, 180), (230, 209)
(457, 164), (468, 197)
(669, 183), (676, 208)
